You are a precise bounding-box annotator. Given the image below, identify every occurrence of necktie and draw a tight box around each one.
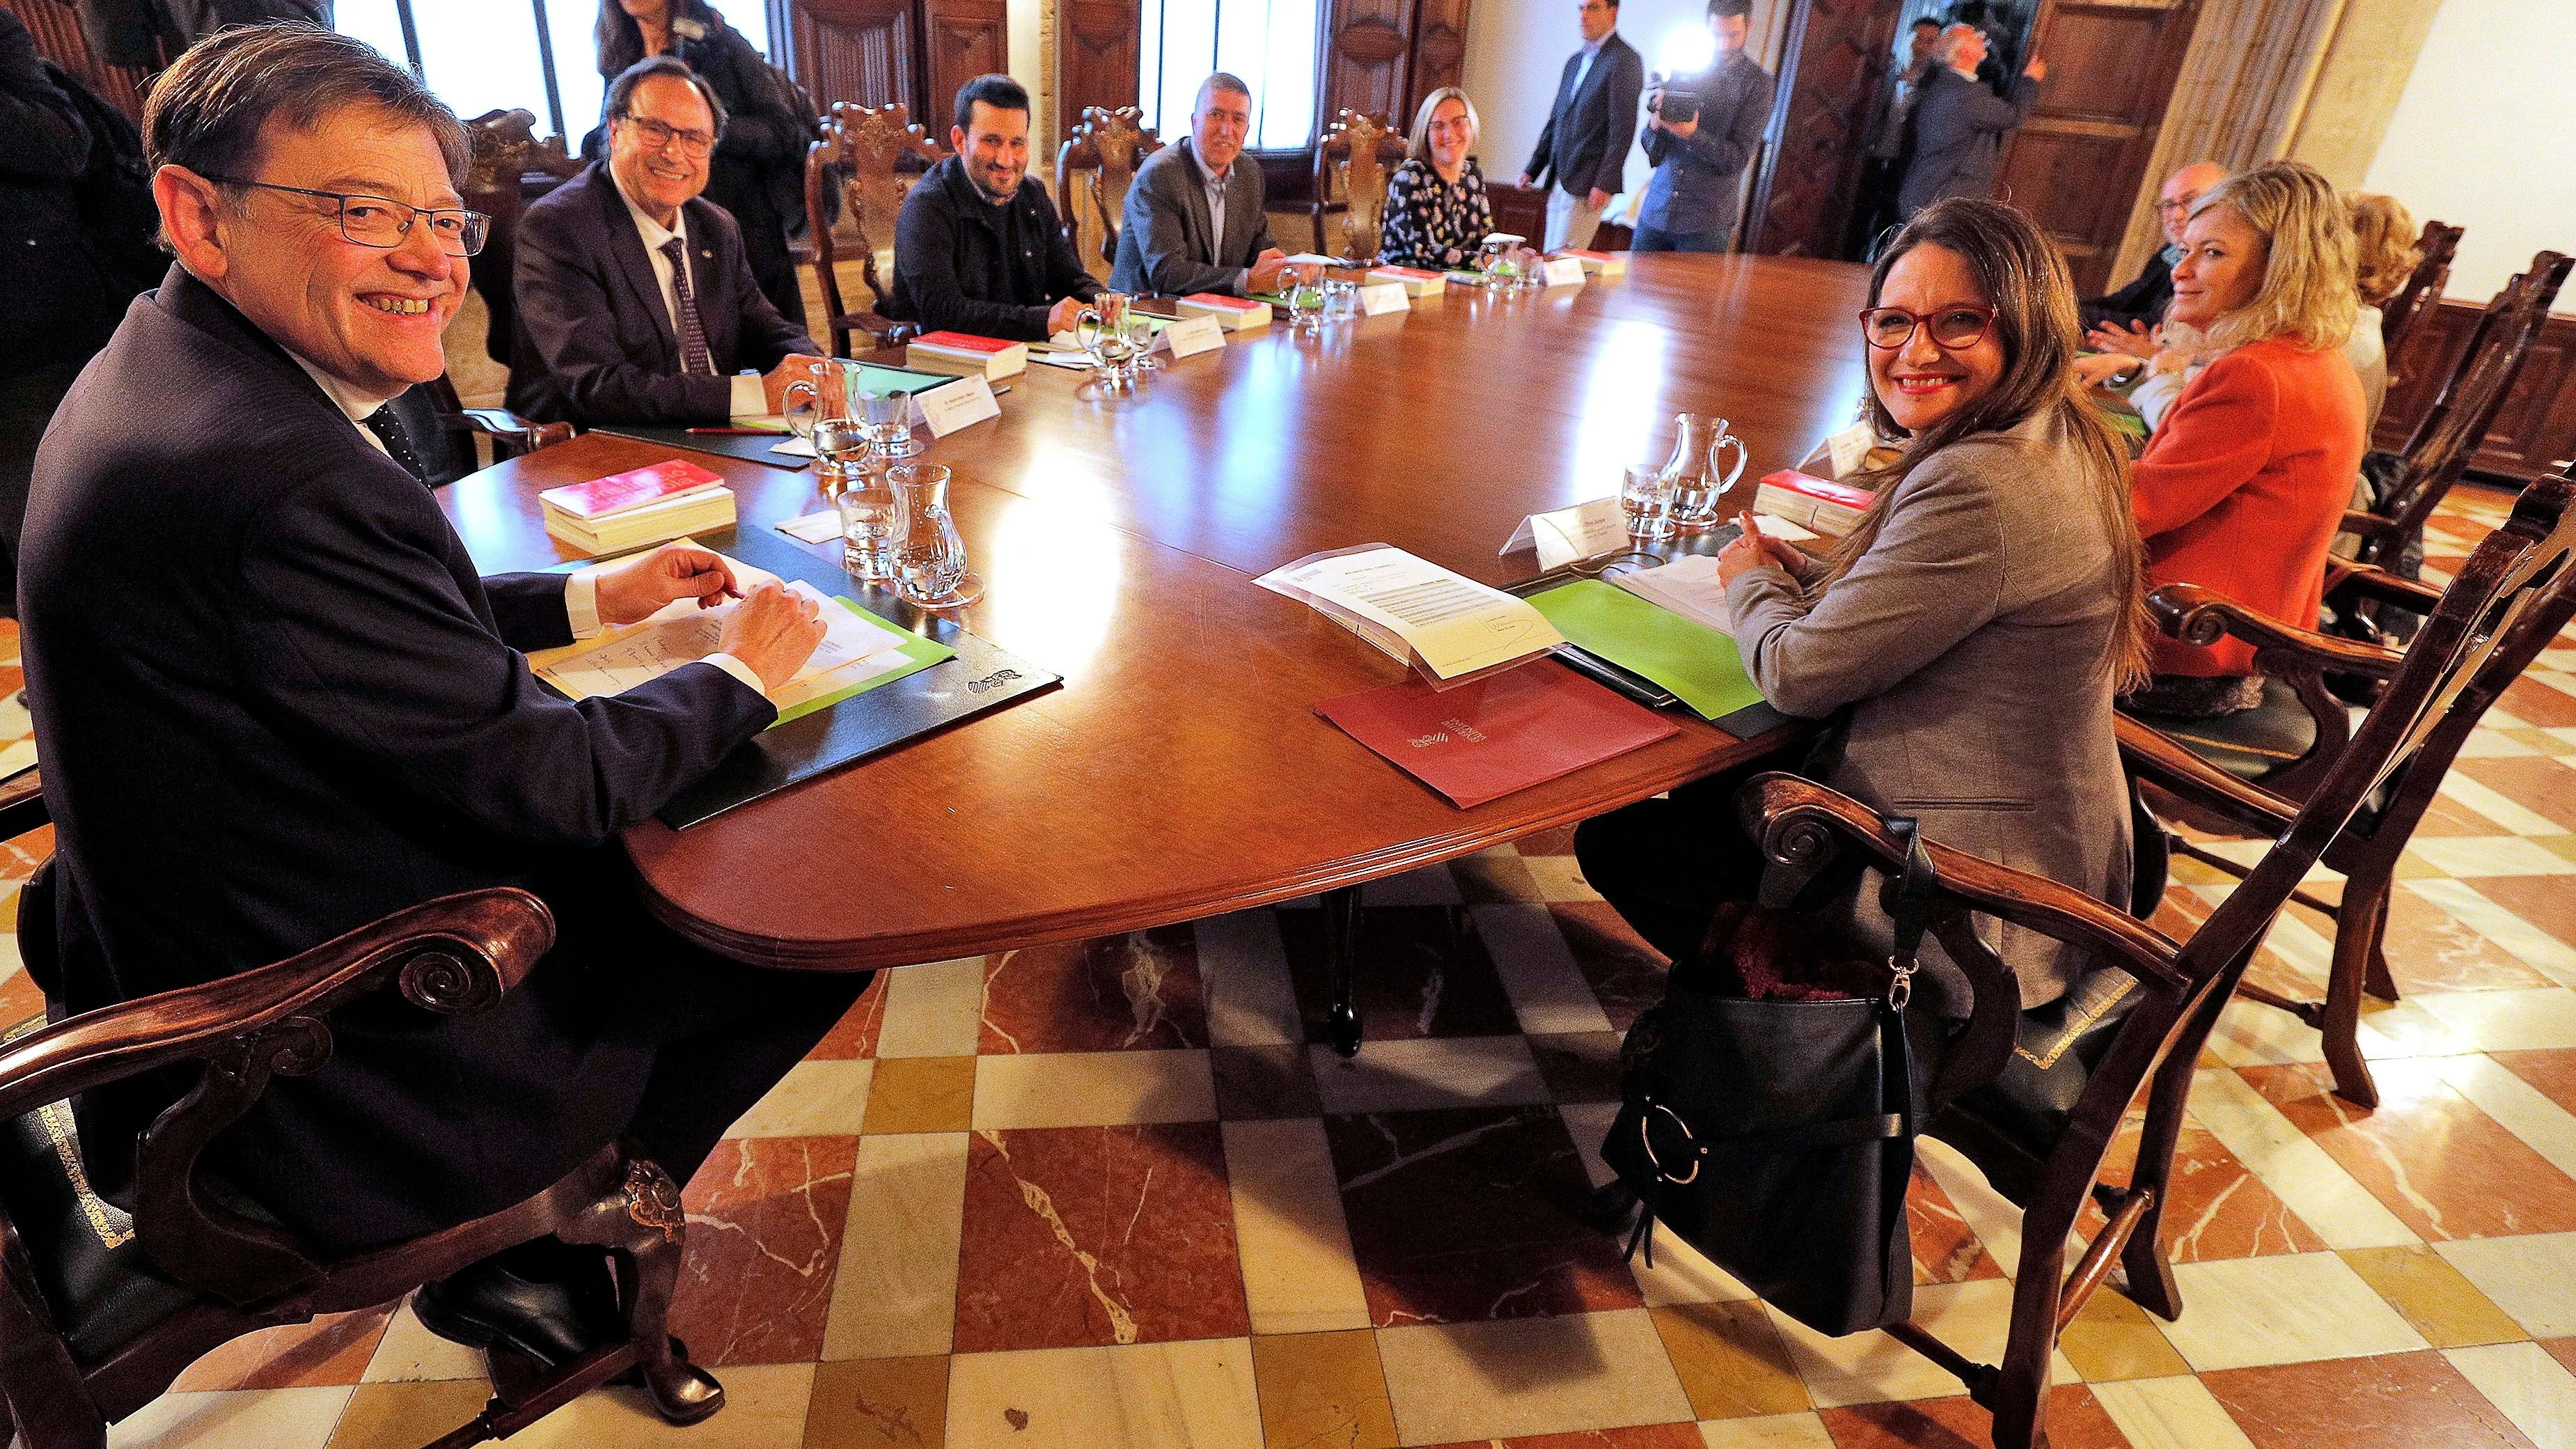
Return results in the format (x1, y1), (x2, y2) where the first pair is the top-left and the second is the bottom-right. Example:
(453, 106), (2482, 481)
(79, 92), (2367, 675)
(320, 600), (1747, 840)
(661, 236), (717, 377)
(362, 405), (428, 485)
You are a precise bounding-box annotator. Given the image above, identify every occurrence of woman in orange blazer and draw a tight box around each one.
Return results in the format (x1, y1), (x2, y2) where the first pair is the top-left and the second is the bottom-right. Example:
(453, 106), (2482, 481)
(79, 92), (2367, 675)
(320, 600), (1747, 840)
(2125, 162), (2366, 716)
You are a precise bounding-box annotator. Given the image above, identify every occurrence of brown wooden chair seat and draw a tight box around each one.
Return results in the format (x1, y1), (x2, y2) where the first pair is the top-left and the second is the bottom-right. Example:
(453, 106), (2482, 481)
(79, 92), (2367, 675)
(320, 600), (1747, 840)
(1720, 471), (2576, 1449)
(1054, 106), (1161, 281)
(806, 102), (945, 359)
(1308, 110), (1407, 262)
(0, 788), (723, 1448)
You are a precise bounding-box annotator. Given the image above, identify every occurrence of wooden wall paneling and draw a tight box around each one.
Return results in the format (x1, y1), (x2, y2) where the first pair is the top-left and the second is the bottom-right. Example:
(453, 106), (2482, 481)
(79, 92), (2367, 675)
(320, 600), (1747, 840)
(1745, 0), (1900, 259)
(1995, 0), (2202, 297)
(1322, 0), (1414, 136)
(2375, 301), (2576, 487)
(922, 0), (1007, 123)
(1056, 0), (1140, 120)
(787, 0), (924, 113)
(1408, 0), (1470, 103)
(0, 0), (153, 118)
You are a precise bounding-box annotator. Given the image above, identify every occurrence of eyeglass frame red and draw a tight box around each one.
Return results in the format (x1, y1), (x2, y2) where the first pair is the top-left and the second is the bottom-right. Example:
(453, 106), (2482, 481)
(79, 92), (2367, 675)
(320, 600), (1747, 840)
(1855, 304), (1999, 351)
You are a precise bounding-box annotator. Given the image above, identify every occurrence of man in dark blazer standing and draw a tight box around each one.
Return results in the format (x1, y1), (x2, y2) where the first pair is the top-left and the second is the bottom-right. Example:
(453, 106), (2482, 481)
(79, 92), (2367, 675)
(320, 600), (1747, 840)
(22, 25), (859, 1368)
(1109, 72), (1289, 298)
(1896, 24), (2044, 219)
(507, 56), (825, 428)
(1520, 0), (1643, 252)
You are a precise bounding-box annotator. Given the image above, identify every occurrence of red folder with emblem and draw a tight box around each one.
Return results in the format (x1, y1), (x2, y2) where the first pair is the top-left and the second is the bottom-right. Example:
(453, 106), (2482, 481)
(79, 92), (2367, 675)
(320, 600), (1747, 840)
(1314, 659), (1679, 809)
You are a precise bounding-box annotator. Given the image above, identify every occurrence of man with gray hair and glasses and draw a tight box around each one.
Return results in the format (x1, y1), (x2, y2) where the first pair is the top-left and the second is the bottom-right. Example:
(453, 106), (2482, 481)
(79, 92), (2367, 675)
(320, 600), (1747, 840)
(22, 22), (861, 1379)
(507, 53), (826, 427)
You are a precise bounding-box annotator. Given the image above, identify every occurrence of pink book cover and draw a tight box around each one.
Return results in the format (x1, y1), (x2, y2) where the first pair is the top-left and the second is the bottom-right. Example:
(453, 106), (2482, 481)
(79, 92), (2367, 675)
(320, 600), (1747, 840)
(1181, 292), (1264, 311)
(538, 458), (725, 520)
(1315, 661), (1679, 810)
(1759, 470), (1874, 509)
(911, 330), (1016, 353)
(1368, 266), (1440, 280)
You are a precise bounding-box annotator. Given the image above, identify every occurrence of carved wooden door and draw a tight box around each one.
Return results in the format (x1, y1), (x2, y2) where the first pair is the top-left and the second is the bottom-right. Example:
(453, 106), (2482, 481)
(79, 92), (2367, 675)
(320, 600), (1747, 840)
(923, 0), (1007, 126)
(1994, 0), (2203, 295)
(1410, 0), (1470, 102)
(1324, 0), (1413, 125)
(1745, 0), (1902, 258)
(784, 0), (922, 112)
(1057, 0), (1142, 118)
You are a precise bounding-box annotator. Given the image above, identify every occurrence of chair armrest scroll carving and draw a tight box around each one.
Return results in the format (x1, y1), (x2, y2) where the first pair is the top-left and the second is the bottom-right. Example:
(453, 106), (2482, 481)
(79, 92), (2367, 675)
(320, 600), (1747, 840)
(2323, 559), (2444, 616)
(2147, 583), (2407, 680)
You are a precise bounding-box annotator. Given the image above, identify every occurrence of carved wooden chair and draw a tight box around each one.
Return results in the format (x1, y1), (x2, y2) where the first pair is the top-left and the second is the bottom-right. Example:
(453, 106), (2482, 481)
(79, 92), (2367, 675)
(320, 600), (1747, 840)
(460, 109), (584, 369)
(0, 793), (725, 1448)
(389, 373), (574, 488)
(1054, 106), (1161, 282)
(1309, 110), (1408, 261)
(2378, 219), (2464, 383)
(805, 102), (946, 358)
(2117, 483), (2576, 1106)
(1727, 472), (2576, 1448)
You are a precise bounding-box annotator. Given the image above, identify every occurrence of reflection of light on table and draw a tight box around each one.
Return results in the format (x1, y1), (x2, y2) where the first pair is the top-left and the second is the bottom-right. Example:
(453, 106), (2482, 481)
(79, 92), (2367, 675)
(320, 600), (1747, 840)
(1573, 320), (1673, 501)
(983, 468), (1126, 680)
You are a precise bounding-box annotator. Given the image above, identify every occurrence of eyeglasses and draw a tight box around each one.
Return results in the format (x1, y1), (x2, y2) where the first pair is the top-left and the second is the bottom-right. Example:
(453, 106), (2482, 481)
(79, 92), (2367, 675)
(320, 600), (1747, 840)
(2155, 194), (2204, 215)
(1858, 304), (1997, 351)
(618, 115), (717, 158)
(202, 175), (489, 257)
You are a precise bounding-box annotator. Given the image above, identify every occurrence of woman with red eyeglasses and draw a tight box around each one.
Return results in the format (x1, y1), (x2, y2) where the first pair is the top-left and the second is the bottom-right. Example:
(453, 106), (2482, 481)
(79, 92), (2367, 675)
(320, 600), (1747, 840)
(1573, 197), (2150, 1024)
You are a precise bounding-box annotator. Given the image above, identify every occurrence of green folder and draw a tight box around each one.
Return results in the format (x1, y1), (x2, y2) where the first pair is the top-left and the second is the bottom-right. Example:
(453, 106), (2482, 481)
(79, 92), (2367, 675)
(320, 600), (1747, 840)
(1526, 579), (1767, 723)
(768, 598), (956, 729)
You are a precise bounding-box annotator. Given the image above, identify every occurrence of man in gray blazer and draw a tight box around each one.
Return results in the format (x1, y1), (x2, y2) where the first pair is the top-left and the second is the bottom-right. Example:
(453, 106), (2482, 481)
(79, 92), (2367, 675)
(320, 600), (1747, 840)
(1108, 74), (1288, 298)
(1519, 0), (1644, 251)
(1896, 25), (2045, 219)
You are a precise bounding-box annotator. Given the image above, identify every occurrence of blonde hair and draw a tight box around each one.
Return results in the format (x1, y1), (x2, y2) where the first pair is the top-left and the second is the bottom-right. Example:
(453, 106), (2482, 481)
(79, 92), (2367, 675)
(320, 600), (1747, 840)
(2169, 162), (2358, 358)
(2345, 191), (2420, 308)
(1406, 87), (1479, 168)
(1838, 199), (2153, 691)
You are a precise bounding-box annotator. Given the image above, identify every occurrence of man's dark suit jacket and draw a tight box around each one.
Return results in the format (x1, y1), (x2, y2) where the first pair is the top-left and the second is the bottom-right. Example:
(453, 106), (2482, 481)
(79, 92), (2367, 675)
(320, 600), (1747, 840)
(1523, 33), (1644, 201)
(1896, 67), (2039, 218)
(2080, 247), (2177, 332)
(505, 162), (817, 428)
(889, 154), (1101, 343)
(1108, 138), (1278, 299)
(21, 265), (778, 1249)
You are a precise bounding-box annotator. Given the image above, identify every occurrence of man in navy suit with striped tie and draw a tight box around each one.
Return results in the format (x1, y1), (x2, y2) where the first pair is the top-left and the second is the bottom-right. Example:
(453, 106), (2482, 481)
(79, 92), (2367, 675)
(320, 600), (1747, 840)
(507, 56), (824, 428)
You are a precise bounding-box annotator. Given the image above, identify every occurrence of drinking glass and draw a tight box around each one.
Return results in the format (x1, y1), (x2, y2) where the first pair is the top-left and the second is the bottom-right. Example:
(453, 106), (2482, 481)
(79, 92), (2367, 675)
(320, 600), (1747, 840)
(858, 388), (920, 459)
(1479, 233), (1527, 287)
(833, 467), (899, 585)
(1124, 306), (1165, 372)
(1321, 277), (1361, 324)
(780, 358), (856, 442)
(1281, 264), (1325, 331)
(1621, 463), (1677, 542)
(888, 462), (982, 607)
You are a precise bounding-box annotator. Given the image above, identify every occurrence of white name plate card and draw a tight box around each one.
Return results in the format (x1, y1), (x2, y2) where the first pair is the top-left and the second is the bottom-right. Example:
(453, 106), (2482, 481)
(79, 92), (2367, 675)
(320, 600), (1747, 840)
(1542, 256), (1589, 288)
(1158, 313), (1227, 359)
(917, 373), (1000, 437)
(1358, 282), (1411, 315)
(1500, 495), (1630, 570)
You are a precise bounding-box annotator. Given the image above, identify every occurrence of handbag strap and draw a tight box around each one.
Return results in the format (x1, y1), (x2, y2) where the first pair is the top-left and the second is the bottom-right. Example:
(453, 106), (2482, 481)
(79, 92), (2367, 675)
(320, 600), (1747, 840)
(1883, 816), (1935, 1011)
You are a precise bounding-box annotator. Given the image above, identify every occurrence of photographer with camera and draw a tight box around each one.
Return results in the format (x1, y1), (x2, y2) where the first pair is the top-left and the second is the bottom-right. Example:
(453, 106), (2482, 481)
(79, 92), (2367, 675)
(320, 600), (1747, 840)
(1632, 0), (1774, 254)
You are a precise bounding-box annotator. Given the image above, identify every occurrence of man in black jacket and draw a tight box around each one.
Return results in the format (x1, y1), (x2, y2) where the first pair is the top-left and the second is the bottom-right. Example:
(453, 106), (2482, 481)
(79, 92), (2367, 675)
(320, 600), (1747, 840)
(508, 56), (825, 428)
(1520, 0), (1644, 251)
(889, 73), (1101, 342)
(2080, 159), (2228, 350)
(24, 25), (860, 1367)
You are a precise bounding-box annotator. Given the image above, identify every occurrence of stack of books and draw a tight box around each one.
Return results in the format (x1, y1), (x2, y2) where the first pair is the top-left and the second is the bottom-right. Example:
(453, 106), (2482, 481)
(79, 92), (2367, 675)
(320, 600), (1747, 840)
(1176, 293), (1273, 330)
(1555, 248), (1628, 278)
(540, 458), (735, 556)
(1365, 265), (1447, 297)
(906, 331), (1028, 379)
(1754, 470), (1874, 538)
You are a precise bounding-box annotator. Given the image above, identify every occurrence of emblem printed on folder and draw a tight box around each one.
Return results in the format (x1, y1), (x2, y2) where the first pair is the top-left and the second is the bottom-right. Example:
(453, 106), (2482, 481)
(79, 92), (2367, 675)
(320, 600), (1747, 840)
(966, 668), (1023, 694)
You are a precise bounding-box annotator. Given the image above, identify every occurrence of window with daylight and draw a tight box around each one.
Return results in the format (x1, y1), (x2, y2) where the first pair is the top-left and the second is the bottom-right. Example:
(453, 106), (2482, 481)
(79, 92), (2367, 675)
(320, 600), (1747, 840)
(336, 0), (774, 147)
(1138, 0), (1326, 153)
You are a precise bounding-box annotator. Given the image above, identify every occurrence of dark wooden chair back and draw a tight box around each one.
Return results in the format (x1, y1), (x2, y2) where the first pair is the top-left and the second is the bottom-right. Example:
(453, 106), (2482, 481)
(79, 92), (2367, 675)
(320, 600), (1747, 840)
(2351, 252), (2572, 570)
(460, 109), (584, 370)
(0, 807), (721, 1446)
(806, 102), (946, 357)
(395, 375), (574, 487)
(2379, 218), (2463, 383)
(1727, 473), (2576, 1449)
(1308, 110), (1407, 261)
(0, 0), (155, 118)
(1053, 106), (1161, 281)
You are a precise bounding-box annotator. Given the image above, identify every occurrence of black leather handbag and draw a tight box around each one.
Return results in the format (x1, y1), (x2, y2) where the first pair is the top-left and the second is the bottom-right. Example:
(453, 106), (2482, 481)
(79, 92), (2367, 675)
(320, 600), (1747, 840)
(1601, 819), (1938, 1338)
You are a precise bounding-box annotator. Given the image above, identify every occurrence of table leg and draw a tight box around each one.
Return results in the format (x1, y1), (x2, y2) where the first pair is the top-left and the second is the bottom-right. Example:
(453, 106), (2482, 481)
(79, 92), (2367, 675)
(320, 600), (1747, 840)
(1321, 884), (1363, 1058)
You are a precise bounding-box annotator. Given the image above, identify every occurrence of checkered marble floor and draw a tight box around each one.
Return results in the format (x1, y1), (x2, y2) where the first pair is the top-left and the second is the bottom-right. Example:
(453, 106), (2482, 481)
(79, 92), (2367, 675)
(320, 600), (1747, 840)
(15, 483), (2576, 1449)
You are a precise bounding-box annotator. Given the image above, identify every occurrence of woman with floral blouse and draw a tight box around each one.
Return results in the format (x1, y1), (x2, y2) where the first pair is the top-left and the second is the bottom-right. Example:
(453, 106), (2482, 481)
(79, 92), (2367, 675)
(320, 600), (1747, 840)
(1378, 87), (1495, 271)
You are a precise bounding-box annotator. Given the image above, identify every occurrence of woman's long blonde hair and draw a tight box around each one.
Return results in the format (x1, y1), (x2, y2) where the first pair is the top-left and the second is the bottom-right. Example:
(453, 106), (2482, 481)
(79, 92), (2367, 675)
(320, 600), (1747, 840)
(2165, 162), (2359, 359)
(1831, 198), (2153, 691)
(1406, 87), (1479, 169)
(2346, 191), (2420, 308)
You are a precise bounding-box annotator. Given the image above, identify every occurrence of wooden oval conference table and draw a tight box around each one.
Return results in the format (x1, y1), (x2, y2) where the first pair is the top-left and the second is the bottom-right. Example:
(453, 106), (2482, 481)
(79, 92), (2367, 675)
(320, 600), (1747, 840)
(442, 253), (1875, 1040)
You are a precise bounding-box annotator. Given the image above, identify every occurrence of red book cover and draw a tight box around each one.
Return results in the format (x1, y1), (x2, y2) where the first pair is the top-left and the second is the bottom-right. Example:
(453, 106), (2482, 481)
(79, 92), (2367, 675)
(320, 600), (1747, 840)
(911, 330), (1016, 354)
(1180, 292), (1263, 311)
(1759, 469), (1874, 510)
(1369, 266), (1440, 280)
(1316, 661), (1679, 810)
(537, 458), (725, 520)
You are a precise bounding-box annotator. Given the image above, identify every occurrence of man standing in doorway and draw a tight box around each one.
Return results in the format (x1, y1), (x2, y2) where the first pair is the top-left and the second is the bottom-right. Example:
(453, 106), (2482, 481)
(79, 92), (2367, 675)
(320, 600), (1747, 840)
(1521, 0), (1643, 252)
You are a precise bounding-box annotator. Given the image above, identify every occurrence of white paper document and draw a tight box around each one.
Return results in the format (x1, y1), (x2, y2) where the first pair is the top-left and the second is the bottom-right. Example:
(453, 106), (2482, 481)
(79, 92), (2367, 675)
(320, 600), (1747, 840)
(1500, 496), (1631, 570)
(1255, 544), (1564, 684)
(533, 572), (915, 713)
(1610, 554), (1735, 636)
